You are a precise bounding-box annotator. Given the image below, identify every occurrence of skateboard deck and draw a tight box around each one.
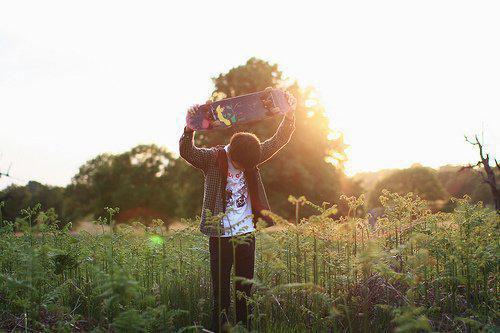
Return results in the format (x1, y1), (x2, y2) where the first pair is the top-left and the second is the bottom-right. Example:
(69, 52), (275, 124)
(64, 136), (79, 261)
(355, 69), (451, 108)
(187, 88), (291, 131)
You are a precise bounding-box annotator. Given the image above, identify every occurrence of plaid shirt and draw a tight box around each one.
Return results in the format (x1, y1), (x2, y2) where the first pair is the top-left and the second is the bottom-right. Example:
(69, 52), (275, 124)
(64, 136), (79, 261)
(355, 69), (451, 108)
(179, 115), (295, 236)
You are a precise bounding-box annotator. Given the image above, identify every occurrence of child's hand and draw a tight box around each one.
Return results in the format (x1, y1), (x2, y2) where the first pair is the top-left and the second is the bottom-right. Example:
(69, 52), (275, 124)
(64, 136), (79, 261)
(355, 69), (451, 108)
(185, 104), (200, 132)
(187, 100), (212, 117)
(284, 91), (297, 117)
(186, 101), (215, 131)
(187, 104), (199, 118)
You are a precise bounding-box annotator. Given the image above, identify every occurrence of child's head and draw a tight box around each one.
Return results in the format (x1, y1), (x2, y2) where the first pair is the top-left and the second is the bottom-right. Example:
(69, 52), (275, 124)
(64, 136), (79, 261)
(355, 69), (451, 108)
(228, 132), (261, 170)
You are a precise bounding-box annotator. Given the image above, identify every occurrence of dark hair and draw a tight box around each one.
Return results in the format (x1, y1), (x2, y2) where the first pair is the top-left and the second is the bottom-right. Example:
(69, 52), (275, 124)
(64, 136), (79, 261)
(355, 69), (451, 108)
(228, 132), (261, 170)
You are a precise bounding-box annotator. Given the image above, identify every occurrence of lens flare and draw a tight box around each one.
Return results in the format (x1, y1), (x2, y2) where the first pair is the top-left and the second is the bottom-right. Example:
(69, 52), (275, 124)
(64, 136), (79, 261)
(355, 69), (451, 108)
(149, 235), (164, 246)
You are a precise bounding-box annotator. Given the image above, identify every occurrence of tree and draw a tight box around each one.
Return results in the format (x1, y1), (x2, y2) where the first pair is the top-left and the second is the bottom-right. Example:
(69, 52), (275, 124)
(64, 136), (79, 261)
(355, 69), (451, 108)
(0, 181), (65, 226)
(368, 166), (448, 208)
(167, 158), (203, 218)
(1, 58), (363, 223)
(437, 165), (494, 207)
(463, 135), (500, 212)
(195, 57), (356, 217)
(65, 144), (179, 224)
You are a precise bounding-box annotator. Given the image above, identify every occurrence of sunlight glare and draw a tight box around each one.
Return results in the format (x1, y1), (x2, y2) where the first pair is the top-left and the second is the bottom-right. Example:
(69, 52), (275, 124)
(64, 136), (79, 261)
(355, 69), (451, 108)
(149, 235), (164, 247)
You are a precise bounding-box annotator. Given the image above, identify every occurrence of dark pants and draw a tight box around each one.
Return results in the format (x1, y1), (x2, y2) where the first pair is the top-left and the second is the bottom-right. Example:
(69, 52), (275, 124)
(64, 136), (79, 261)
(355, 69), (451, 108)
(209, 234), (255, 332)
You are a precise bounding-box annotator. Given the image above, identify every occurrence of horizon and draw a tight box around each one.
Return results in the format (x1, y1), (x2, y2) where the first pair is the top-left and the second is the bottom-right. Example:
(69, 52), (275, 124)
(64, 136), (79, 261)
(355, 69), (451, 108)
(1, 0), (499, 190)
(0, 158), (486, 190)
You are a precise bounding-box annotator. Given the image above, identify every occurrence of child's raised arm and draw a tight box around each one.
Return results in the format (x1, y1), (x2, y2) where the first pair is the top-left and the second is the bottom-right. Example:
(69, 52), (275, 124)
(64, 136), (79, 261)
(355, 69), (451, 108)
(179, 105), (215, 171)
(259, 91), (297, 164)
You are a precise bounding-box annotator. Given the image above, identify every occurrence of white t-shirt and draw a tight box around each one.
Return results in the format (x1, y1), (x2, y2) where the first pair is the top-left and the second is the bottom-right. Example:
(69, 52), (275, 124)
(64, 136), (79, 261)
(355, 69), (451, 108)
(220, 145), (255, 237)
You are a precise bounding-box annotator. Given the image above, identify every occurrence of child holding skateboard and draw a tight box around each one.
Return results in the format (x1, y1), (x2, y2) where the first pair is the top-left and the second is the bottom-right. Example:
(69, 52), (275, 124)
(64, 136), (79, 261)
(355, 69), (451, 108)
(179, 90), (296, 332)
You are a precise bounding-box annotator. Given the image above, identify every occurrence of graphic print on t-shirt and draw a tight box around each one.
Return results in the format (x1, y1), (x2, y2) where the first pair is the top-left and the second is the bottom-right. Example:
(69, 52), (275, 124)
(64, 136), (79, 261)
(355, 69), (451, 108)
(236, 193), (246, 208)
(222, 145), (255, 237)
(225, 170), (248, 210)
(225, 188), (234, 207)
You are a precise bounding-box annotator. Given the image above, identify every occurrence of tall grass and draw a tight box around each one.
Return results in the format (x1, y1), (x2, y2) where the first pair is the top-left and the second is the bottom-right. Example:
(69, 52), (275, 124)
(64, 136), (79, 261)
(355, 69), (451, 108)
(0, 192), (498, 332)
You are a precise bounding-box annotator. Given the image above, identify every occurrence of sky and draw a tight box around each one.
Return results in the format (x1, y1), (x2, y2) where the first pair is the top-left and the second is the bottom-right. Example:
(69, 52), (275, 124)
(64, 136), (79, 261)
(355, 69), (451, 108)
(1, 0), (499, 189)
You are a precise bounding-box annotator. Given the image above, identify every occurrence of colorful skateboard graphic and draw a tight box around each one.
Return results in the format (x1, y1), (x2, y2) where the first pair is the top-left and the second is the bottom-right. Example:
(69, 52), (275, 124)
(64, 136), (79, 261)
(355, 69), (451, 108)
(186, 88), (291, 131)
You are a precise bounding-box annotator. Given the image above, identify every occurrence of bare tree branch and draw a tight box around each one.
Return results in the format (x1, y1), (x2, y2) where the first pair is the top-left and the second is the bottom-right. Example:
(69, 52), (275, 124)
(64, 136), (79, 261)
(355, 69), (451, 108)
(459, 161), (483, 171)
(465, 133), (499, 212)
(464, 135), (477, 146)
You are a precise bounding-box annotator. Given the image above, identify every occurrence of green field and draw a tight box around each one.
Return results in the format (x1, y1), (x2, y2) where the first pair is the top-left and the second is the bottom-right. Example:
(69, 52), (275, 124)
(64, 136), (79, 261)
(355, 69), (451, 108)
(0, 192), (498, 332)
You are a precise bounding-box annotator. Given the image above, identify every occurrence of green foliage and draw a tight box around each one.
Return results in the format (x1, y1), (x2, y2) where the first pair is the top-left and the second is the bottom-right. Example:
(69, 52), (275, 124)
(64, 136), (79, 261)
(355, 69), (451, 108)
(1, 58), (363, 223)
(64, 144), (178, 224)
(212, 57), (283, 99)
(369, 166), (448, 208)
(391, 306), (431, 332)
(0, 181), (65, 226)
(437, 165), (497, 210)
(112, 309), (146, 332)
(359, 165), (497, 211)
(1, 193), (498, 332)
(200, 57), (358, 217)
(167, 157), (203, 218)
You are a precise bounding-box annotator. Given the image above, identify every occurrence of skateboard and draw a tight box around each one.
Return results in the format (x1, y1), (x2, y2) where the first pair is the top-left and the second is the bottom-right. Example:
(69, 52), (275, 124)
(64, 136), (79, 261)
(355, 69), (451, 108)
(186, 88), (291, 131)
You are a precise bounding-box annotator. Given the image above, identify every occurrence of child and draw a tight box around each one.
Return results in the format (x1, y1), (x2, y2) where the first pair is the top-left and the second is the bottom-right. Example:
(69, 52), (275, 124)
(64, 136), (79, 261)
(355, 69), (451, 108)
(179, 90), (296, 332)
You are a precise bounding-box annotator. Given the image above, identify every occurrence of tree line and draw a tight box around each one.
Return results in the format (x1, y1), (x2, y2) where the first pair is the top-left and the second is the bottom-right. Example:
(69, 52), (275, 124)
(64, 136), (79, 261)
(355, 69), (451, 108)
(0, 58), (360, 227)
(1, 58), (497, 227)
